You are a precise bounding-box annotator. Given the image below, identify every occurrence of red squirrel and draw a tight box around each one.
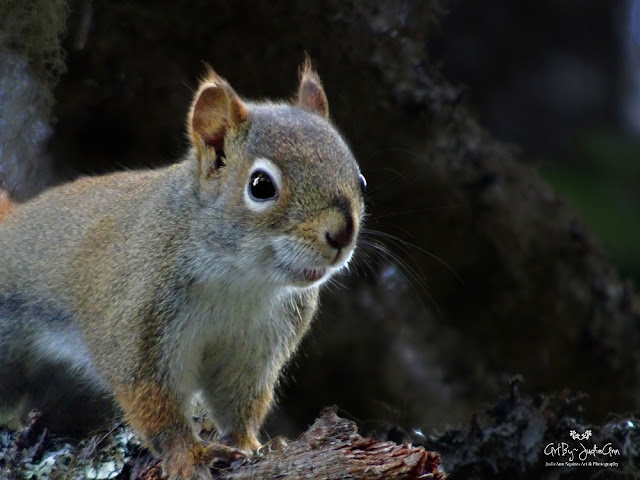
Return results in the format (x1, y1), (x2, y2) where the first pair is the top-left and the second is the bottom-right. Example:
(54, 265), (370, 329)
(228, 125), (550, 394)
(0, 61), (365, 479)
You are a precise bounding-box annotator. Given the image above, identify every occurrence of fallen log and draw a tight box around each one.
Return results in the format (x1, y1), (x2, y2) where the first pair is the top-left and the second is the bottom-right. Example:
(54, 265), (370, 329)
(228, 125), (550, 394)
(133, 408), (444, 480)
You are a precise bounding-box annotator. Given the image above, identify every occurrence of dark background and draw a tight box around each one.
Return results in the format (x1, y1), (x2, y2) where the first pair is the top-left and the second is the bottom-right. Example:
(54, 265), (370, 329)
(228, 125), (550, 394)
(434, 0), (640, 284)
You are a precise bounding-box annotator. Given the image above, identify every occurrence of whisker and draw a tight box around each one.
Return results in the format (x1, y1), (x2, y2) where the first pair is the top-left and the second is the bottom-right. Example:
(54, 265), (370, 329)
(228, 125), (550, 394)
(360, 239), (430, 294)
(325, 276), (346, 291)
(363, 168), (415, 196)
(371, 204), (460, 220)
(368, 147), (423, 158)
(361, 228), (463, 285)
(351, 251), (377, 280)
(355, 237), (441, 316)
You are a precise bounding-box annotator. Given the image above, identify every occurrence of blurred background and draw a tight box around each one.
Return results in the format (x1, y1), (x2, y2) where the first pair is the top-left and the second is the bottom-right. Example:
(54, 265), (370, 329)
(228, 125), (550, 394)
(434, 0), (640, 283)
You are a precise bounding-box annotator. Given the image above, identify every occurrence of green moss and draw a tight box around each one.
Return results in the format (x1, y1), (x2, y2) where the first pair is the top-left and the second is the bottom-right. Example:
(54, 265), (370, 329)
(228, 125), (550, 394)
(542, 130), (640, 281)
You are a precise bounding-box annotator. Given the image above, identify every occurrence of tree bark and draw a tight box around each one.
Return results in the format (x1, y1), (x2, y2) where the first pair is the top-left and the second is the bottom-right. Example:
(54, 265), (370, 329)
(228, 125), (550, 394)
(134, 408), (444, 480)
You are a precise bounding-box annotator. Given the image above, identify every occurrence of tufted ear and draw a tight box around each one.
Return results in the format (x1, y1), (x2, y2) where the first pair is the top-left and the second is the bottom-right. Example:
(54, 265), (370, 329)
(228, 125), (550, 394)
(295, 57), (329, 118)
(188, 66), (249, 175)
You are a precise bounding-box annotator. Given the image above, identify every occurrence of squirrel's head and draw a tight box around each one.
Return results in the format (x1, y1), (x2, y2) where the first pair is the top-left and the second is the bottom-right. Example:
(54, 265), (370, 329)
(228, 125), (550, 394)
(186, 60), (365, 289)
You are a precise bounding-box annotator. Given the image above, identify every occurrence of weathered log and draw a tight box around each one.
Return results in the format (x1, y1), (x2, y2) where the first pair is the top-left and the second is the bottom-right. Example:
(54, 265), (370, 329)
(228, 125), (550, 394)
(133, 408), (444, 480)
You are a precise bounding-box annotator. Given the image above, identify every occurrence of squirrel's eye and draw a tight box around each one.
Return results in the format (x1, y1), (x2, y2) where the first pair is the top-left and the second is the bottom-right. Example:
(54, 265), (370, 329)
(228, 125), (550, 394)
(248, 170), (278, 201)
(359, 173), (367, 194)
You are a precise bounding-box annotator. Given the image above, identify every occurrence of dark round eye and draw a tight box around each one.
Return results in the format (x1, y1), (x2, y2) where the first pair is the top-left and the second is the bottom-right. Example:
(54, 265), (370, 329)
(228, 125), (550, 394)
(248, 170), (278, 201)
(359, 173), (367, 194)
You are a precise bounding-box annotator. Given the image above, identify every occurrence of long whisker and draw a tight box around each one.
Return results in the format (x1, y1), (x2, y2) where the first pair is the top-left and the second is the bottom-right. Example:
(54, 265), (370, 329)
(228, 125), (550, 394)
(371, 204), (460, 220)
(363, 168), (416, 196)
(361, 228), (463, 285)
(325, 276), (347, 291)
(358, 239), (430, 294)
(355, 237), (441, 316)
(351, 249), (378, 280)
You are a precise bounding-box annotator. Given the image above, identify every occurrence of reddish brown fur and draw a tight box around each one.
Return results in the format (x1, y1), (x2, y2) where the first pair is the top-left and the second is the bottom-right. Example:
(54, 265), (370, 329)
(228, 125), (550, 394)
(115, 382), (186, 440)
(0, 189), (14, 222)
(188, 66), (249, 163)
(227, 389), (274, 451)
(116, 382), (207, 476)
(296, 57), (329, 118)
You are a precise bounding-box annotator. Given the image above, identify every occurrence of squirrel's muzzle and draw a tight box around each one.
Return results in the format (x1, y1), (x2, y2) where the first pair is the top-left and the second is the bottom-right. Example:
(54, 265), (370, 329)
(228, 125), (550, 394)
(323, 196), (356, 252)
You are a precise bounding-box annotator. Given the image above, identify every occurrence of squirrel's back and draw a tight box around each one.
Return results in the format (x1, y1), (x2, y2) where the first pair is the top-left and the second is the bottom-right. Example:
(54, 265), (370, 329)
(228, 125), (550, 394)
(0, 162), (191, 299)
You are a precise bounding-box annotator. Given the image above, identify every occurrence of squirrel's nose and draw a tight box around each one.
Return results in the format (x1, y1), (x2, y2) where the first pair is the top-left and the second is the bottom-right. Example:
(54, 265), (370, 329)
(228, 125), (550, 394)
(325, 212), (354, 250)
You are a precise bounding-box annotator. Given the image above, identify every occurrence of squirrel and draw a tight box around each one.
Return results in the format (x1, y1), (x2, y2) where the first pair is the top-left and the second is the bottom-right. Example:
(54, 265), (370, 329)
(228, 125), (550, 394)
(0, 60), (365, 479)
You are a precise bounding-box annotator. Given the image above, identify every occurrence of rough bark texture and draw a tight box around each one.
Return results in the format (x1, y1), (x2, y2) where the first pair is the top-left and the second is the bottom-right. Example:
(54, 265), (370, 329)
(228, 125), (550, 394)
(210, 408), (441, 480)
(208, 409), (442, 480)
(2, 389), (636, 479)
(0, 409), (444, 480)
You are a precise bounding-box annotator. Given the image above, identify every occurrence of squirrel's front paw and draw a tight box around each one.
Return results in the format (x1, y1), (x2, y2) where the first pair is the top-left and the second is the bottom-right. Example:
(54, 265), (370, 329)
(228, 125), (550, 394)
(257, 436), (287, 455)
(163, 443), (214, 480)
(202, 442), (249, 468)
(219, 431), (261, 453)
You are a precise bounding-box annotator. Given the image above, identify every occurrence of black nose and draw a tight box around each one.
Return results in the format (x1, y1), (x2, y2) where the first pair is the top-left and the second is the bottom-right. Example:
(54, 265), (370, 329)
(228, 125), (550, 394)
(326, 213), (354, 250)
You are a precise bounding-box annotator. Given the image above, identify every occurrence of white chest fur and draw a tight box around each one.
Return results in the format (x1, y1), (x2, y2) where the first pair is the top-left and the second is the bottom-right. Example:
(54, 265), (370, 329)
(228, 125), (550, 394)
(168, 277), (301, 404)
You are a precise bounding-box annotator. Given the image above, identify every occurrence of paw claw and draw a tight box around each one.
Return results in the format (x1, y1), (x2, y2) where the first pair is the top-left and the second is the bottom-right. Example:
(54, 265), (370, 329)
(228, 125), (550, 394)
(230, 454), (249, 469)
(257, 436), (287, 455)
(204, 443), (249, 469)
(218, 432), (261, 452)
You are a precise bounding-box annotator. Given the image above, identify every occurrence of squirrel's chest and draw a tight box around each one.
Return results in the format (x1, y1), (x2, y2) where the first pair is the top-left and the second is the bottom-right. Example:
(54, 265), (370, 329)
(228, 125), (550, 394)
(170, 285), (299, 392)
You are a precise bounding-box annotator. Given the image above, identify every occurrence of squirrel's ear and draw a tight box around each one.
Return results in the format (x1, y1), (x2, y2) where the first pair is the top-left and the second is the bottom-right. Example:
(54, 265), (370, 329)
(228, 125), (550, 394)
(189, 66), (249, 165)
(295, 57), (329, 119)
